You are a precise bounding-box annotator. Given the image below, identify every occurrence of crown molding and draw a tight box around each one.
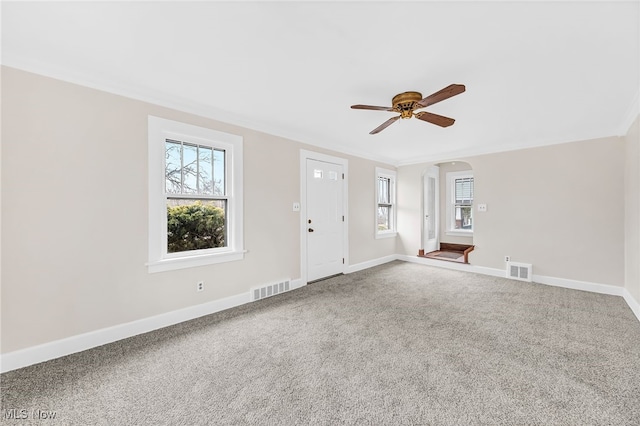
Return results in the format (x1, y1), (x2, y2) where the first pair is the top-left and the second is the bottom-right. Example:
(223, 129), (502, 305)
(3, 57), (634, 169)
(1, 61), (397, 167)
(395, 131), (618, 166)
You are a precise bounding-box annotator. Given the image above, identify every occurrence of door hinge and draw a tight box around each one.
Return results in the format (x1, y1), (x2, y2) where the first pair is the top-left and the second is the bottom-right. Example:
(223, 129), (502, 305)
(342, 258), (345, 264)
(342, 215), (344, 222)
(342, 173), (345, 179)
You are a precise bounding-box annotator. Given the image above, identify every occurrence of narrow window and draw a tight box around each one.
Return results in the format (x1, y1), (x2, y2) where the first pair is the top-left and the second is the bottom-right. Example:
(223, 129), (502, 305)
(375, 167), (397, 238)
(446, 171), (474, 235)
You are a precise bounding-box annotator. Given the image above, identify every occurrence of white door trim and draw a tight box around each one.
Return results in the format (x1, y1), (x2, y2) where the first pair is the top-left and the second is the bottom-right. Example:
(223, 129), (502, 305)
(300, 149), (349, 284)
(423, 165), (440, 253)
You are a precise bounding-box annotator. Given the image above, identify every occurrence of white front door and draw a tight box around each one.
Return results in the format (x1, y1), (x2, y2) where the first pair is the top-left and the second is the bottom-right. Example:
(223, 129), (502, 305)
(306, 159), (344, 281)
(424, 165), (440, 253)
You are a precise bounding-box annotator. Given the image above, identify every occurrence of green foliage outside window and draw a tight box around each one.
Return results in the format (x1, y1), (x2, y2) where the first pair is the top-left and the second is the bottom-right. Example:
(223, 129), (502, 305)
(167, 201), (225, 253)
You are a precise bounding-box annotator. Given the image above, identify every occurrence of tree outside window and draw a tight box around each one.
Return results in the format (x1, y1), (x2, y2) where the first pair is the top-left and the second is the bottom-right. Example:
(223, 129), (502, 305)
(165, 140), (227, 253)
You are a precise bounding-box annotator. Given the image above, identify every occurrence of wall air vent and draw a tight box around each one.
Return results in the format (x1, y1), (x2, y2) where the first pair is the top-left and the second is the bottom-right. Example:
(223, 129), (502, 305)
(251, 280), (291, 302)
(506, 262), (533, 282)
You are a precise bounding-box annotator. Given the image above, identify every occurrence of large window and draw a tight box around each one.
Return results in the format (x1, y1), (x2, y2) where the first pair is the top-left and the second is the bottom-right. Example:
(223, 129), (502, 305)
(375, 167), (397, 238)
(165, 140), (226, 253)
(446, 171), (474, 235)
(148, 116), (243, 273)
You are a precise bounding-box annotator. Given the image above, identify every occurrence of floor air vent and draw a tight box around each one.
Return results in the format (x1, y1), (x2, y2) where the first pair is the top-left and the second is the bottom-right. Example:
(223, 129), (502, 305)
(507, 262), (533, 282)
(251, 280), (291, 302)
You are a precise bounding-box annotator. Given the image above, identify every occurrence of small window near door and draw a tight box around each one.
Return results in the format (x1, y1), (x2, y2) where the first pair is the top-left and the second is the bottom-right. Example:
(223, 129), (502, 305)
(375, 167), (397, 238)
(446, 171), (474, 235)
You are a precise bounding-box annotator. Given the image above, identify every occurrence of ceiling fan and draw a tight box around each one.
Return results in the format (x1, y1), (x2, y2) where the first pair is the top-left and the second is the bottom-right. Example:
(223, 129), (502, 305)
(351, 84), (466, 134)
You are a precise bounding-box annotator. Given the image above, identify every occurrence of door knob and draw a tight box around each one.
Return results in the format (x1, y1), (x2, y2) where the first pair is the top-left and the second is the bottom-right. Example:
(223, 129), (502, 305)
(308, 228), (314, 232)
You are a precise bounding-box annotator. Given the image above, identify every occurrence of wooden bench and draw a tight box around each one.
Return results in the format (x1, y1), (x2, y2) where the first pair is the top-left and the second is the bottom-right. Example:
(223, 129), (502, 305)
(418, 243), (475, 264)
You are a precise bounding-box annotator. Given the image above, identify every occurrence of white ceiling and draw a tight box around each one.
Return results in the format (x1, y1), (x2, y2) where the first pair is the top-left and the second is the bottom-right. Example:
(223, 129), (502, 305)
(2, 1), (639, 165)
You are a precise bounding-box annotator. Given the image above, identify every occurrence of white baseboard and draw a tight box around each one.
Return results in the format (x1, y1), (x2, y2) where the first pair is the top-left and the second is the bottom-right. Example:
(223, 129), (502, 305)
(290, 278), (305, 290)
(3, 253), (639, 373)
(532, 274), (626, 296)
(398, 254), (500, 275)
(623, 289), (640, 323)
(1, 290), (248, 373)
(345, 255), (398, 274)
(398, 253), (464, 270)
(397, 254), (639, 323)
(0, 276), (311, 373)
(531, 274), (640, 321)
(470, 265), (507, 278)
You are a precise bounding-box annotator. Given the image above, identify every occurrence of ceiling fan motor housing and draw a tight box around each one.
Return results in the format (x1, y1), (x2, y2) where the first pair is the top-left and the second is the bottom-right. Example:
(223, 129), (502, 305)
(392, 91), (423, 118)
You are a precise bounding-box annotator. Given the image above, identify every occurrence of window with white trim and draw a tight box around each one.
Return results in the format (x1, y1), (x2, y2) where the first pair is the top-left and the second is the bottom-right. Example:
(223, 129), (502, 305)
(148, 116), (243, 273)
(375, 167), (397, 238)
(446, 171), (474, 236)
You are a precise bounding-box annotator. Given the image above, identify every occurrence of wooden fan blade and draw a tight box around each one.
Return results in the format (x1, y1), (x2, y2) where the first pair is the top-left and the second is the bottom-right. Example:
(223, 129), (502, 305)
(370, 116), (400, 134)
(416, 84), (465, 108)
(415, 111), (455, 127)
(351, 104), (395, 111)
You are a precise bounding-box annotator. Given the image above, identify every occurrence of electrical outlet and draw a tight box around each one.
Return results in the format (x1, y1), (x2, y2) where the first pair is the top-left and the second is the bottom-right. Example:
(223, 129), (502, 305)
(197, 281), (204, 292)
(505, 256), (510, 262)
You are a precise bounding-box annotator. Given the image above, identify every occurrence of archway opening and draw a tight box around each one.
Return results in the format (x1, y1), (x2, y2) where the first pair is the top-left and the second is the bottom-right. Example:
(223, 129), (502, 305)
(419, 161), (474, 264)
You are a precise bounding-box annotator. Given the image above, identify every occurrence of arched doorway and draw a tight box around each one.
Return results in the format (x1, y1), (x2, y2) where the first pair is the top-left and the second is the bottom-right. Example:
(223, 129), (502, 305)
(420, 161), (474, 264)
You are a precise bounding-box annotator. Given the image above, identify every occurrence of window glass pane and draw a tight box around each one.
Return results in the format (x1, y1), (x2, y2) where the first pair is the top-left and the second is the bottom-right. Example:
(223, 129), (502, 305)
(167, 199), (227, 253)
(378, 177), (390, 204)
(214, 149), (225, 196)
(198, 146), (213, 195)
(377, 206), (390, 231)
(165, 140), (182, 193)
(454, 205), (473, 230)
(427, 177), (436, 239)
(182, 144), (198, 194)
(455, 177), (474, 204)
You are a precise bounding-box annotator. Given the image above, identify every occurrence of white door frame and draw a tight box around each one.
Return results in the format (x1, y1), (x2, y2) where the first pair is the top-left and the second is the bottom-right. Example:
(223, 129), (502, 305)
(300, 149), (349, 284)
(422, 165), (440, 253)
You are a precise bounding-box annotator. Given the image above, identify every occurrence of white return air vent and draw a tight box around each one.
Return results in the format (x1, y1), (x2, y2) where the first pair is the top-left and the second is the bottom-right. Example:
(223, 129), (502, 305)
(507, 262), (533, 282)
(251, 280), (291, 302)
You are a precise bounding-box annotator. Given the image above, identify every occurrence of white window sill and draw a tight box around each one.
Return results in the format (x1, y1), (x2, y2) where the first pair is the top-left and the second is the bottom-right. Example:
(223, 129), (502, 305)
(445, 230), (473, 237)
(147, 250), (245, 273)
(375, 231), (398, 239)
